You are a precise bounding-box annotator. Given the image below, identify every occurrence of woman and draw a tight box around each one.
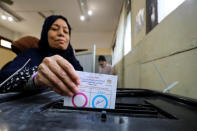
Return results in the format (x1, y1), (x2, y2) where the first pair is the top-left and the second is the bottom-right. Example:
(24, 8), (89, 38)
(0, 15), (83, 96)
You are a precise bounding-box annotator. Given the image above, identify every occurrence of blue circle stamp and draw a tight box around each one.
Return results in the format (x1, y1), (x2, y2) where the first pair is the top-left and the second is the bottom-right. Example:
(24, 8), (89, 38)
(92, 95), (108, 108)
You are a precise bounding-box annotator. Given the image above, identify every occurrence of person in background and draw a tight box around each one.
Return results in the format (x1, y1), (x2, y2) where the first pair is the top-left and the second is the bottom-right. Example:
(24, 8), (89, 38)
(0, 15), (83, 96)
(98, 55), (114, 75)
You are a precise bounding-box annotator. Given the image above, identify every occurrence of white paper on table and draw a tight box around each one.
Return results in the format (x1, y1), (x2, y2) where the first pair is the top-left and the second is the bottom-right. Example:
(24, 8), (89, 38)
(64, 71), (118, 109)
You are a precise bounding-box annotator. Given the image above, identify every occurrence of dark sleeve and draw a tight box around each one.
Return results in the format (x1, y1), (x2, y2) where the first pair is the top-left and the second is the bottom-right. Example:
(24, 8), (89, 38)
(0, 52), (38, 92)
(0, 54), (29, 83)
(0, 66), (38, 93)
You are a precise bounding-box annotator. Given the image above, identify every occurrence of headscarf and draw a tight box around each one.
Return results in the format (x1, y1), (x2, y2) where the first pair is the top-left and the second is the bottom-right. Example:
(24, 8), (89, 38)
(38, 15), (74, 57)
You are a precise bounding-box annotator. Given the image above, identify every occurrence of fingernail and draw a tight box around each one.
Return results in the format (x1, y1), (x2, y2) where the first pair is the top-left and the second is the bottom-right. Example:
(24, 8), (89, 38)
(69, 92), (74, 97)
(75, 87), (79, 93)
(76, 79), (80, 85)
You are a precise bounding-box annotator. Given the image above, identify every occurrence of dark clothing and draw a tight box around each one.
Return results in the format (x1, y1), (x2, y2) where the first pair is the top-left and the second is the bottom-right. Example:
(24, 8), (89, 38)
(0, 47), (83, 92)
(0, 47), (83, 83)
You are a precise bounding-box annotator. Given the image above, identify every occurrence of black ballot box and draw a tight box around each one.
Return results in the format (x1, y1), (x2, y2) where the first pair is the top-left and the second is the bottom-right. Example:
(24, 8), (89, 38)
(0, 88), (197, 131)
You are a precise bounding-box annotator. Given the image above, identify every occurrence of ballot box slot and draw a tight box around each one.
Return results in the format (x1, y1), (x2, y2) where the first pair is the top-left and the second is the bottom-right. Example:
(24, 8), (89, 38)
(41, 99), (176, 119)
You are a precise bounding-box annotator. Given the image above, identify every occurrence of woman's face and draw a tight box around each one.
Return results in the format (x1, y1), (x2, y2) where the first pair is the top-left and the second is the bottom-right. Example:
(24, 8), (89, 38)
(48, 18), (70, 50)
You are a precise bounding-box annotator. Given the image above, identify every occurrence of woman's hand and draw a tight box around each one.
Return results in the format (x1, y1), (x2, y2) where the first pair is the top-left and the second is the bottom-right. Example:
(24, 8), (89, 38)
(34, 55), (80, 96)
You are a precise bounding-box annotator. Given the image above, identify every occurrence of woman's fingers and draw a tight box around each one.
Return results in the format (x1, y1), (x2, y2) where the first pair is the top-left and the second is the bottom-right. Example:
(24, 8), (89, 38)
(45, 58), (79, 94)
(34, 70), (63, 95)
(34, 55), (81, 96)
(56, 55), (80, 85)
(36, 61), (75, 96)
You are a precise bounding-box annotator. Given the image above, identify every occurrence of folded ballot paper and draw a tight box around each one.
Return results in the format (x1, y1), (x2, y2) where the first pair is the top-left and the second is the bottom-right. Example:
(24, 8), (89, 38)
(64, 71), (118, 109)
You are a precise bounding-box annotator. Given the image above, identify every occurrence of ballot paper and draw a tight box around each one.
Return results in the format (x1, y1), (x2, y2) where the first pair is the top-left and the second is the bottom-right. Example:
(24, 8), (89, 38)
(64, 71), (118, 109)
